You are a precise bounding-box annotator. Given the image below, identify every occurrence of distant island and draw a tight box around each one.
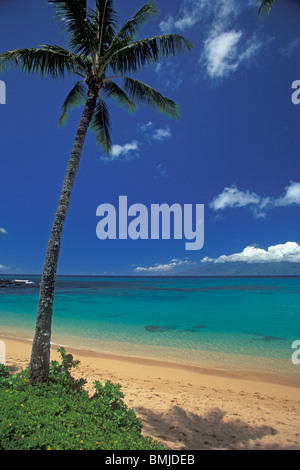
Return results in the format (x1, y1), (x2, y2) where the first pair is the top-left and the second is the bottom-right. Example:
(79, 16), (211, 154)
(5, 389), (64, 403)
(179, 262), (300, 276)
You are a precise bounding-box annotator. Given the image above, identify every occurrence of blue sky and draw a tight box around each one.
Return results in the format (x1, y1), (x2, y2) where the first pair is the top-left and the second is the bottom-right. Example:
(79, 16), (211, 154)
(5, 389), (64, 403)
(0, 0), (300, 275)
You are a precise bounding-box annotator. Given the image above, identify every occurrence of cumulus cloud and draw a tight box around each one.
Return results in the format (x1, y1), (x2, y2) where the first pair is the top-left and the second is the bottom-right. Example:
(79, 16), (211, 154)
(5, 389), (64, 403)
(0, 227), (7, 237)
(111, 141), (139, 157)
(153, 127), (172, 142)
(201, 242), (300, 264)
(203, 30), (263, 79)
(160, 0), (265, 81)
(203, 30), (242, 78)
(134, 258), (193, 273)
(100, 141), (139, 162)
(275, 181), (300, 207)
(210, 185), (263, 212)
(210, 181), (300, 218)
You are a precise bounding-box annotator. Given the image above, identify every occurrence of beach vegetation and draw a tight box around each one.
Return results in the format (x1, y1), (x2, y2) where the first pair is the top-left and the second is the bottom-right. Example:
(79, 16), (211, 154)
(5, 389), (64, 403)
(0, 348), (164, 450)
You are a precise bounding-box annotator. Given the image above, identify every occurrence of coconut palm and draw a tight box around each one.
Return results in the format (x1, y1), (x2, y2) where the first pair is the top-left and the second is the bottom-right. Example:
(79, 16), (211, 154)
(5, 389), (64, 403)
(0, 0), (193, 384)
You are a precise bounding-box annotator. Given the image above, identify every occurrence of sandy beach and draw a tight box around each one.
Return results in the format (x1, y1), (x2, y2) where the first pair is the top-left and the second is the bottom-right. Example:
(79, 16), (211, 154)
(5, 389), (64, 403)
(1, 334), (299, 450)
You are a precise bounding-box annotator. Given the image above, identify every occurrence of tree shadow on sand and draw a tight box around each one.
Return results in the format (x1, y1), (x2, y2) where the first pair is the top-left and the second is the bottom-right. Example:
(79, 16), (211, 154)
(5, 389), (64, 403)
(137, 405), (279, 450)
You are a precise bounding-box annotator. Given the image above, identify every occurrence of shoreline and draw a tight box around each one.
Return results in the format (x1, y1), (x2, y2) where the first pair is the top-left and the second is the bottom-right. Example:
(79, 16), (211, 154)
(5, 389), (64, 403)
(2, 334), (300, 449)
(1, 330), (300, 391)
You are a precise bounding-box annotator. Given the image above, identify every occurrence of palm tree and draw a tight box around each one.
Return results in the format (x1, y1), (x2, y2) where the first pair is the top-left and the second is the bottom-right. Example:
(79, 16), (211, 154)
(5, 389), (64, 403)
(0, 0), (193, 384)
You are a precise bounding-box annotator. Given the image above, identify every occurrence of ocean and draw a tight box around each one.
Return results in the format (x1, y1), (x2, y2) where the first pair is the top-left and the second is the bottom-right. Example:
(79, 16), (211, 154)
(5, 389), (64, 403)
(0, 275), (300, 384)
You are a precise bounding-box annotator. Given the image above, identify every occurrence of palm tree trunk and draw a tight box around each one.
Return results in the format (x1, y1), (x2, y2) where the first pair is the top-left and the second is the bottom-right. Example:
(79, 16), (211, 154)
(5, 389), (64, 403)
(27, 84), (98, 384)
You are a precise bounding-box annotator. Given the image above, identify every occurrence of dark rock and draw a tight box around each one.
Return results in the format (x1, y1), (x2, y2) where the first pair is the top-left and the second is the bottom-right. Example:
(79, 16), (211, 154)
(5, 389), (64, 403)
(145, 325), (174, 333)
(0, 279), (38, 288)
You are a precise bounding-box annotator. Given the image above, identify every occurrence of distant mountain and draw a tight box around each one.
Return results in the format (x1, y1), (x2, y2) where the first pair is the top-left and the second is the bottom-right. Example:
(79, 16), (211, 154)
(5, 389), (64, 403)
(179, 262), (300, 276)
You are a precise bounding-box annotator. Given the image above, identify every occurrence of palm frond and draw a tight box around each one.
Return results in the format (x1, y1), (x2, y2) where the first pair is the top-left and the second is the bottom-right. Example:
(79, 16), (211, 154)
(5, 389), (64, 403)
(123, 77), (179, 119)
(59, 81), (87, 126)
(48, 0), (97, 57)
(107, 34), (194, 74)
(258, 0), (277, 14)
(0, 45), (85, 78)
(115, 2), (159, 41)
(90, 96), (112, 154)
(102, 2), (159, 69)
(103, 79), (137, 113)
(93, 0), (117, 56)
(99, 35), (132, 72)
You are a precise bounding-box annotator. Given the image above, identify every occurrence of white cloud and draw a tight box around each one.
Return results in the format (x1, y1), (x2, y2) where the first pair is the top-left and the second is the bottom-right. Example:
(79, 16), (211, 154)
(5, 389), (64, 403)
(100, 141), (139, 162)
(210, 181), (300, 218)
(101, 121), (173, 162)
(160, 0), (264, 81)
(137, 121), (172, 143)
(160, 0), (238, 34)
(202, 29), (264, 79)
(110, 141), (139, 160)
(153, 126), (172, 142)
(0, 227), (7, 237)
(275, 181), (300, 207)
(203, 30), (242, 78)
(138, 121), (153, 133)
(239, 34), (264, 62)
(134, 258), (193, 273)
(201, 242), (300, 264)
(210, 185), (261, 210)
(160, 16), (176, 34)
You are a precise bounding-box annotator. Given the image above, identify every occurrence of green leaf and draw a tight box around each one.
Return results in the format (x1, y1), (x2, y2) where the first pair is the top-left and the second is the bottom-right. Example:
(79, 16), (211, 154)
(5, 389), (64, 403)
(59, 81), (87, 126)
(0, 45), (85, 78)
(258, 0), (277, 14)
(103, 80), (137, 113)
(116, 2), (159, 41)
(94, 0), (117, 55)
(48, 0), (97, 57)
(90, 96), (112, 154)
(123, 77), (179, 119)
(107, 34), (194, 74)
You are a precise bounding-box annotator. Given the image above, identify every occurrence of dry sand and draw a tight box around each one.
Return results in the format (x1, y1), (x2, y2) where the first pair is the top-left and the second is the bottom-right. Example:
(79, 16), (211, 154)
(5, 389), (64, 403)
(2, 335), (300, 450)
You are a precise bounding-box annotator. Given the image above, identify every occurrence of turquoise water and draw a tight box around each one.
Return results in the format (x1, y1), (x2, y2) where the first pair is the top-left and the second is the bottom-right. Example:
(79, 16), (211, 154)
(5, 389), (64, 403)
(1, 276), (300, 381)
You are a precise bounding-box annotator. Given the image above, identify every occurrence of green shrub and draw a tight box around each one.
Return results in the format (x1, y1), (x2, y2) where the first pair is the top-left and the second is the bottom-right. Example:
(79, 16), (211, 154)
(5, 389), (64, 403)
(0, 348), (164, 450)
